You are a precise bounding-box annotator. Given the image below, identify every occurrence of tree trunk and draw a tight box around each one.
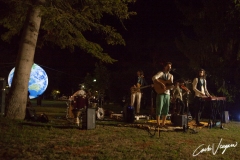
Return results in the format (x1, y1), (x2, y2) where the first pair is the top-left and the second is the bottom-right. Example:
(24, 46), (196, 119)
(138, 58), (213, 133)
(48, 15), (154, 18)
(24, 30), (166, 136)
(5, 0), (45, 119)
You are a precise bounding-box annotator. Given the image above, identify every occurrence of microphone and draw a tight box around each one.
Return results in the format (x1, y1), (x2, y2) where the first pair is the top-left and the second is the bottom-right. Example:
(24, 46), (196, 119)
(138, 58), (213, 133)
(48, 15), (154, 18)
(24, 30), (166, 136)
(171, 68), (176, 72)
(184, 80), (192, 84)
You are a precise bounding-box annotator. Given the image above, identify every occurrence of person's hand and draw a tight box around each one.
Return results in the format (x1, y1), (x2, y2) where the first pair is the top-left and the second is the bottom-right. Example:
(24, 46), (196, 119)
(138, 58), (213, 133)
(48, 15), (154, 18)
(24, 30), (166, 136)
(161, 84), (166, 90)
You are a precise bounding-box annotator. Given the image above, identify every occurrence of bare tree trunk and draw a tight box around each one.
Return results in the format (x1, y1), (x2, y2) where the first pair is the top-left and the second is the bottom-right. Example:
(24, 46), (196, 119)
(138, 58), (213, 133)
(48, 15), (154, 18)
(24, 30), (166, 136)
(5, 0), (45, 119)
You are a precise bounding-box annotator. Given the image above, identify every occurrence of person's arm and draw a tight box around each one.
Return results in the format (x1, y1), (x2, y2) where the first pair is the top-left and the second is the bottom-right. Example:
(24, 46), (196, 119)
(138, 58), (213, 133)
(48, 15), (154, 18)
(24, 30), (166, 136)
(169, 74), (174, 90)
(170, 74), (173, 83)
(172, 87), (177, 99)
(152, 72), (166, 89)
(204, 80), (211, 97)
(69, 91), (78, 100)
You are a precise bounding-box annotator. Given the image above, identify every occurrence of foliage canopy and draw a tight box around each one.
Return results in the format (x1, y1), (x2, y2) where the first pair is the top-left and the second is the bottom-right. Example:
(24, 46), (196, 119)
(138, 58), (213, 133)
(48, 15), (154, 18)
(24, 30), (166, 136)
(0, 0), (136, 63)
(175, 0), (240, 102)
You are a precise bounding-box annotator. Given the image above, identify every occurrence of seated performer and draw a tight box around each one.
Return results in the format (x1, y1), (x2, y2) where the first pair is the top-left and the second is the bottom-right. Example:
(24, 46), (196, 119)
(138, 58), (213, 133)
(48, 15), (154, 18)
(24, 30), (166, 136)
(69, 84), (86, 101)
(69, 84), (88, 109)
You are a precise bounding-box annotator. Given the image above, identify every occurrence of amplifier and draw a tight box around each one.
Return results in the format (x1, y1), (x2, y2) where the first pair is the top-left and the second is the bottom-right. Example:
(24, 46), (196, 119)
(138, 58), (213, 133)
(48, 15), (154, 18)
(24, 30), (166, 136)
(223, 111), (229, 123)
(82, 108), (96, 130)
(172, 114), (187, 127)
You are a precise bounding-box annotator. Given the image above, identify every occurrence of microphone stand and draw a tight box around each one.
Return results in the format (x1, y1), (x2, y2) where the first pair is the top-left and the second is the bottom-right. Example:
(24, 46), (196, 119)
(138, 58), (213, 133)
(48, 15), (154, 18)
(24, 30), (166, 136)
(184, 92), (198, 134)
(150, 89), (155, 120)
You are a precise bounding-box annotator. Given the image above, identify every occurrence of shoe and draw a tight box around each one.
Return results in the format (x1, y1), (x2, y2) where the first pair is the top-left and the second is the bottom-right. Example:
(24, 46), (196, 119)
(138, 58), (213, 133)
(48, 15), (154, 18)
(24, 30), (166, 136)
(160, 124), (168, 129)
(162, 125), (168, 129)
(196, 122), (204, 126)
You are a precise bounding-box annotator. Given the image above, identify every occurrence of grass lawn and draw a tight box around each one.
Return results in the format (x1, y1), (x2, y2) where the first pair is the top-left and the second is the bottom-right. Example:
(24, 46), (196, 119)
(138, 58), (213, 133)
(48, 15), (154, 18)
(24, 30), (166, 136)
(1, 100), (240, 160)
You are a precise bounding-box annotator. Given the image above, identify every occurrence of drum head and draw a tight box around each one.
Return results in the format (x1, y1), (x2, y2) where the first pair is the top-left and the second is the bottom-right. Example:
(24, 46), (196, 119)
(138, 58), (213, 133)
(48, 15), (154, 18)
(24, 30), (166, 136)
(74, 96), (87, 109)
(96, 107), (104, 120)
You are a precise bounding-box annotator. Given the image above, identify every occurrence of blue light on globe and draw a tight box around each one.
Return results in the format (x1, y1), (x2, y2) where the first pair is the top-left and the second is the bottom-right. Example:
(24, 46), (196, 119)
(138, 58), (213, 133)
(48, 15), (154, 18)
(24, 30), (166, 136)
(8, 63), (48, 99)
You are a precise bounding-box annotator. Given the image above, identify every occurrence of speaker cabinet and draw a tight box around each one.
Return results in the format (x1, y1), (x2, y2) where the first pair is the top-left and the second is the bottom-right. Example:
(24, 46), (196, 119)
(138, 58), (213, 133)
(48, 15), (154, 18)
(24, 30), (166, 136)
(82, 108), (96, 130)
(223, 111), (229, 123)
(172, 114), (187, 127)
(0, 79), (6, 116)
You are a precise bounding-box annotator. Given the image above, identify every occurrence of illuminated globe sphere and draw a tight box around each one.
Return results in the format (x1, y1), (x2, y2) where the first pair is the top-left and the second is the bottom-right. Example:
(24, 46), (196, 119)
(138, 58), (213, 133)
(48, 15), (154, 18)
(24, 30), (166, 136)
(8, 63), (48, 99)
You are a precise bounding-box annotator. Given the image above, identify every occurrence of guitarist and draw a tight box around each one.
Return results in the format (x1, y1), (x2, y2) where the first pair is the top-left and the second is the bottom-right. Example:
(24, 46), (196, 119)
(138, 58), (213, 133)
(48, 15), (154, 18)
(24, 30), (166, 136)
(131, 70), (148, 115)
(152, 62), (174, 128)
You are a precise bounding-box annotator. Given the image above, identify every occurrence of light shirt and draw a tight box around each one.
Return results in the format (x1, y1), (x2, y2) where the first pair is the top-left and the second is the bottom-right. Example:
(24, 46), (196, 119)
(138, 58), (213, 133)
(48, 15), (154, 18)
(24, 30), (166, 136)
(69, 89), (86, 100)
(192, 78), (210, 97)
(152, 71), (173, 95)
(173, 86), (183, 101)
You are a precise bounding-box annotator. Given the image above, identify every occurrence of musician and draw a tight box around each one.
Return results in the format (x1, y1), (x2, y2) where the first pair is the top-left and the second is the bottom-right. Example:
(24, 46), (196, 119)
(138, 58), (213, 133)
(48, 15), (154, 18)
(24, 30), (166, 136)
(152, 62), (174, 128)
(69, 84), (90, 110)
(131, 70), (147, 115)
(69, 84), (87, 101)
(192, 69), (212, 126)
(172, 80), (190, 115)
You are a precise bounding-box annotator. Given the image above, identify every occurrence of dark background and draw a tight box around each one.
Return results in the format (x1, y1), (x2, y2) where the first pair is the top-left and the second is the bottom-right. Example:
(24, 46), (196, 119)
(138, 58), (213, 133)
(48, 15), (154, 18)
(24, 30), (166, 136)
(1, 0), (240, 121)
(0, 0), (211, 102)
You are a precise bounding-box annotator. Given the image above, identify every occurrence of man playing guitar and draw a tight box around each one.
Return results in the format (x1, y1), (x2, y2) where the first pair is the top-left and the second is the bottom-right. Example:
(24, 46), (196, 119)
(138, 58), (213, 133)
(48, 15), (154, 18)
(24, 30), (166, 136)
(130, 70), (148, 115)
(152, 62), (174, 128)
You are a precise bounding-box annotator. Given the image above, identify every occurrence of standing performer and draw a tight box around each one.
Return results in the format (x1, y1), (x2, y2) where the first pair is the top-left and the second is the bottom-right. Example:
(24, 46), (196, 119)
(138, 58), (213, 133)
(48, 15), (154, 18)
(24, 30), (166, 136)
(192, 69), (212, 126)
(152, 62), (174, 127)
(130, 70), (148, 115)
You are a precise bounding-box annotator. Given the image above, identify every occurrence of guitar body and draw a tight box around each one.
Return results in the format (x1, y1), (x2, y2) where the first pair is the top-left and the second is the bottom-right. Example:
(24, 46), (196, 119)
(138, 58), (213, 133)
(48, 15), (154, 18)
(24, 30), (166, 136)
(130, 84), (152, 94)
(153, 79), (174, 94)
(130, 83), (141, 94)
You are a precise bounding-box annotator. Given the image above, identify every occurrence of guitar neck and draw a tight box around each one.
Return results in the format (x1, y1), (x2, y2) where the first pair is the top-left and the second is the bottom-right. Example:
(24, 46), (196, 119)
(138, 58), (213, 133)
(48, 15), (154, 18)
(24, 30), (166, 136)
(140, 85), (151, 89)
(131, 85), (151, 93)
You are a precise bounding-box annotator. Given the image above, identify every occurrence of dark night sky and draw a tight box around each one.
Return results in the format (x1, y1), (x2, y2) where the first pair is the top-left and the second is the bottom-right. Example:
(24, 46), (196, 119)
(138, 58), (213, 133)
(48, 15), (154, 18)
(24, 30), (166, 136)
(0, 0), (189, 96)
(110, 0), (185, 67)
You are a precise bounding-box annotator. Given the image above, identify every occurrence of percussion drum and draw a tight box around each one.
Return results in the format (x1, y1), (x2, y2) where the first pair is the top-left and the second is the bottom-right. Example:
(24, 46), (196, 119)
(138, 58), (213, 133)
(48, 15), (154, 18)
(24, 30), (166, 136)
(96, 107), (104, 120)
(73, 96), (87, 109)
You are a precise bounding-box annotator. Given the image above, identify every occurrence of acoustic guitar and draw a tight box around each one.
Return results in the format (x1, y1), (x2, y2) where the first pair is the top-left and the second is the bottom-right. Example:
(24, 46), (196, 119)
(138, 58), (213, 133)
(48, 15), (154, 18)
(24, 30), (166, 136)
(130, 83), (152, 94)
(153, 79), (174, 94)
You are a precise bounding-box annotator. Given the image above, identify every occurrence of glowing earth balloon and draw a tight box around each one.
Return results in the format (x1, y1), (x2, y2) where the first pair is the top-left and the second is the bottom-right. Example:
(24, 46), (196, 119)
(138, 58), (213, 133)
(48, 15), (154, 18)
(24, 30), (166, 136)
(8, 63), (48, 99)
